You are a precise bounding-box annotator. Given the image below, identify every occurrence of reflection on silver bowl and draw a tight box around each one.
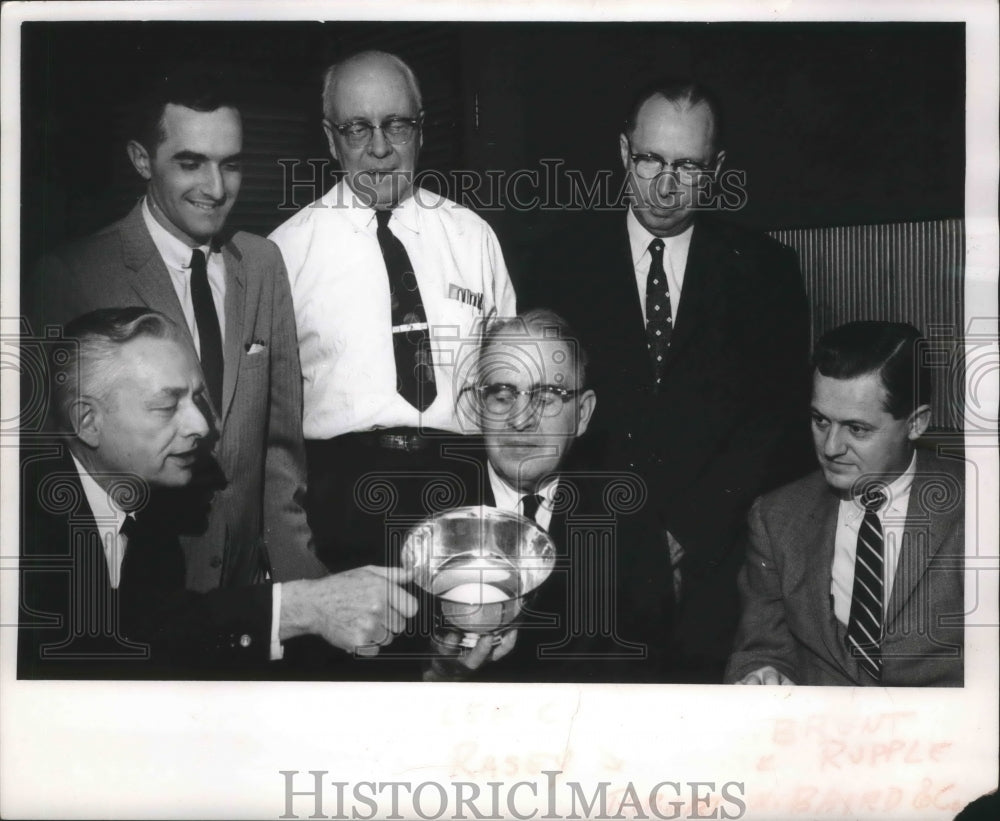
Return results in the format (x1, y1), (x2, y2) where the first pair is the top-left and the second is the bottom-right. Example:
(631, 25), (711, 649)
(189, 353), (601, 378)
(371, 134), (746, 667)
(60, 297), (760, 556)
(401, 506), (556, 642)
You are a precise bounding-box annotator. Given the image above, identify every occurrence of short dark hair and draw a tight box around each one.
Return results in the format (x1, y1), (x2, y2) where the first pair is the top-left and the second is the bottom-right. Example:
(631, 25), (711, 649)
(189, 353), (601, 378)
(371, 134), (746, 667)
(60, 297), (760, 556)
(52, 308), (184, 433)
(132, 64), (242, 152)
(623, 76), (725, 152)
(812, 321), (931, 419)
(481, 308), (590, 388)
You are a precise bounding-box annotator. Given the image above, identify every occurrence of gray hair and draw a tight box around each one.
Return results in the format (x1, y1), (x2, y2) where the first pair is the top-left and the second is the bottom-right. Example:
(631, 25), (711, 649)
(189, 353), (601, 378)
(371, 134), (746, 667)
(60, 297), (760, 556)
(321, 50), (423, 120)
(51, 308), (184, 433)
(481, 308), (590, 388)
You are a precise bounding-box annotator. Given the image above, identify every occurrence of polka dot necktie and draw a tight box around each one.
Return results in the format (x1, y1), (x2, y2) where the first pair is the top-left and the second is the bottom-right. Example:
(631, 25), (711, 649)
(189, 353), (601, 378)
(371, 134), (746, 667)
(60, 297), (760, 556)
(645, 238), (673, 389)
(375, 209), (437, 411)
(846, 486), (887, 682)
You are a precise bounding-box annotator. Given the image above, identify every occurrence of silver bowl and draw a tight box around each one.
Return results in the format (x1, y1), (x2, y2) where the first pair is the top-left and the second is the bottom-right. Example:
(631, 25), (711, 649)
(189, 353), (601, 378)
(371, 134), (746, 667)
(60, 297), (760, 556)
(401, 505), (556, 644)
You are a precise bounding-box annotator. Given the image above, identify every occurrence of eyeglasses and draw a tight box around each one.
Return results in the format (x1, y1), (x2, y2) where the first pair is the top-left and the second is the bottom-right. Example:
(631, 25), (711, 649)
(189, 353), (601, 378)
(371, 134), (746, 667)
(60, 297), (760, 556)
(471, 383), (585, 417)
(331, 116), (421, 148)
(628, 148), (712, 183)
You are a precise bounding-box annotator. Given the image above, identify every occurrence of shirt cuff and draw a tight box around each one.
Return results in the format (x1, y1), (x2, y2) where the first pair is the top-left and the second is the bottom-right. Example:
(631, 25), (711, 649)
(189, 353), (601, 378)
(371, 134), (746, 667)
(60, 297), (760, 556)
(270, 582), (284, 662)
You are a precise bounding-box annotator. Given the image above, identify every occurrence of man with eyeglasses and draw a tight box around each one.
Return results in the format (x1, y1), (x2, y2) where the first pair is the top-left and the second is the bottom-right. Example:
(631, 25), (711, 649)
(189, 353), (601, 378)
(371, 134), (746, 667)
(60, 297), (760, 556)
(424, 309), (674, 682)
(520, 77), (812, 681)
(270, 50), (515, 573)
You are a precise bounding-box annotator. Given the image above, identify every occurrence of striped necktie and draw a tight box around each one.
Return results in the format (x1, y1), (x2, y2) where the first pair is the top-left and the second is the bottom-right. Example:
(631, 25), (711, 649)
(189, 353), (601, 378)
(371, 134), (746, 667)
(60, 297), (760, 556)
(846, 485), (887, 681)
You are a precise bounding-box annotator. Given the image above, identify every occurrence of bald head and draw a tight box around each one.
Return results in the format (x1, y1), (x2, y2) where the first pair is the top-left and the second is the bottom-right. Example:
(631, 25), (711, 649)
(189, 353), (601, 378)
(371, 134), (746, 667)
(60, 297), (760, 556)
(321, 50), (422, 122)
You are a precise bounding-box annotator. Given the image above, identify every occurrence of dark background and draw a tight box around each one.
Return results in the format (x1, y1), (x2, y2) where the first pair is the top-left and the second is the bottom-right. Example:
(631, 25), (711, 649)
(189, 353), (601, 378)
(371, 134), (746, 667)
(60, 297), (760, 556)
(21, 21), (964, 278)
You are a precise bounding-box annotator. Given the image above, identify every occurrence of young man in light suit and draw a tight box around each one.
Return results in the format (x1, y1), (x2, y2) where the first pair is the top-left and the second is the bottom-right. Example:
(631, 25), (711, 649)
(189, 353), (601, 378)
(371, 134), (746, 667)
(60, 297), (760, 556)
(27, 66), (325, 591)
(726, 321), (964, 686)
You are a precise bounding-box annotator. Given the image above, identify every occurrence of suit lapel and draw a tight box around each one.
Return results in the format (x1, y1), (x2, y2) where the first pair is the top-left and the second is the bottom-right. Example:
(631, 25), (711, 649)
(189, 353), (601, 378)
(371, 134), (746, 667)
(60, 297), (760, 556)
(798, 479), (863, 684)
(665, 220), (726, 364)
(119, 203), (188, 330)
(885, 452), (948, 628)
(219, 239), (248, 424)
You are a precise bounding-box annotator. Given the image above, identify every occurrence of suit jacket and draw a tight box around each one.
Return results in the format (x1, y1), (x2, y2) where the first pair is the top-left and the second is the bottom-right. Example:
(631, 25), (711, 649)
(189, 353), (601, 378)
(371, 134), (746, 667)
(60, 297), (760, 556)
(520, 212), (813, 671)
(17, 447), (273, 679)
(725, 450), (965, 686)
(470, 465), (676, 683)
(28, 202), (326, 589)
(287, 439), (675, 682)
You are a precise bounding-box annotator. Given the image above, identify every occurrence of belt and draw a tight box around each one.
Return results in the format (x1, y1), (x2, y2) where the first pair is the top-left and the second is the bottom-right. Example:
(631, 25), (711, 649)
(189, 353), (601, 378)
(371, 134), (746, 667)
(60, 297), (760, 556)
(344, 427), (441, 453)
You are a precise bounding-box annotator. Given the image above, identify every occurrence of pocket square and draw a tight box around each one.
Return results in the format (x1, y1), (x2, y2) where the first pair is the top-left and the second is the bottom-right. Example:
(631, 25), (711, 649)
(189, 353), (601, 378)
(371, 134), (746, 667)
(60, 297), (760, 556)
(245, 340), (267, 355)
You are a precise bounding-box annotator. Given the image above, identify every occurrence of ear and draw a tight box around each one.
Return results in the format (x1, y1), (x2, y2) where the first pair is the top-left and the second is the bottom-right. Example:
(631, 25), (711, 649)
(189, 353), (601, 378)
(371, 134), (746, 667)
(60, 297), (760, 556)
(575, 389), (597, 437)
(126, 140), (153, 181)
(906, 404), (932, 440)
(417, 110), (425, 153)
(72, 396), (103, 449)
(619, 133), (631, 170)
(321, 119), (340, 163)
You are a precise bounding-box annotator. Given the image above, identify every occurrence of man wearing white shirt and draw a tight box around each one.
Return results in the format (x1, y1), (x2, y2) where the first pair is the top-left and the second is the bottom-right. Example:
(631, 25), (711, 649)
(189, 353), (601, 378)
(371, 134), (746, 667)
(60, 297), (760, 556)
(726, 321), (964, 687)
(268, 50), (516, 571)
(28, 66), (326, 590)
(17, 308), (417, 678)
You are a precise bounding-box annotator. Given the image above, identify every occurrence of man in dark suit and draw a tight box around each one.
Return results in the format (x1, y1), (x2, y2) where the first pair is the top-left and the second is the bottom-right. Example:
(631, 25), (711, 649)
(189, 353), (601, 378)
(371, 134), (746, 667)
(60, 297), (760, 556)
(25, 66), (325, 591)
(421, 309), (674, 682)
(726, 321), (964, 686)
(520, 78), (812, 680)
(18, 308), (418, 679)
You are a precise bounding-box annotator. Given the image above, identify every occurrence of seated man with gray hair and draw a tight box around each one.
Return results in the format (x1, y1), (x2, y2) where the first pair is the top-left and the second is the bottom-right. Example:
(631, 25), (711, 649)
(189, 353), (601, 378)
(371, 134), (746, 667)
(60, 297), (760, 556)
(424, 309), (675, 682)
(18, 308), (417, 678)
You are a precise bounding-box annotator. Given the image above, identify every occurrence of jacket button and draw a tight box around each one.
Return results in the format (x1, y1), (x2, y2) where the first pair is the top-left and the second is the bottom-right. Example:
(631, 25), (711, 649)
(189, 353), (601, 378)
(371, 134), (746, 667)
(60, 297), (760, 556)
(210, 556), (223, 568)
(239, 634), (252, 648)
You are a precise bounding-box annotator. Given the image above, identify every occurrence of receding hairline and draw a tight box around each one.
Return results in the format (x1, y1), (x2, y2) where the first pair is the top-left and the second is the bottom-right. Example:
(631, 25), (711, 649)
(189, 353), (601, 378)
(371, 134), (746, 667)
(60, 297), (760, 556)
(626, 93), (720, 143)
(321, 51), (423, 119)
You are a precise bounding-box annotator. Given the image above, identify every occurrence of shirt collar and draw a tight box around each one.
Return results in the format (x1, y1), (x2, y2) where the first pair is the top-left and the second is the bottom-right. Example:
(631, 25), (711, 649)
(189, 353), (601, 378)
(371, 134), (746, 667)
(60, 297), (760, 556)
(327, 178), (422, 236)
(142, 197), (212, 271)
(70, 452), (129, 533)
(841, 451), (917, 522)
(626, 207), (694, 266)
(487, 462), (559, 510)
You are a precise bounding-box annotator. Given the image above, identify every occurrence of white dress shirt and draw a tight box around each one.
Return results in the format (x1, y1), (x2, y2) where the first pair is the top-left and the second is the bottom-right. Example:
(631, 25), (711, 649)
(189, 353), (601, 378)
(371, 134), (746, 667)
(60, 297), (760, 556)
(626, 208), (693, 326)
(269, 181), (516, 439)
(142, 198), (226, 354)
(71, 454), (283, 659)
(71, 453), (129, 589)
(830, 452), (917, 626)
(487, 463), (558, 532)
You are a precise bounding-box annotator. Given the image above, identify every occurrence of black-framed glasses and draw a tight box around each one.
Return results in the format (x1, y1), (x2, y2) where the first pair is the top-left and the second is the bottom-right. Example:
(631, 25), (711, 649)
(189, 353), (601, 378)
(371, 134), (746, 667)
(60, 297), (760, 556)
(471, 383), (585, 417)
(331, 116), (421, 148)
(628, 148), (712, 183)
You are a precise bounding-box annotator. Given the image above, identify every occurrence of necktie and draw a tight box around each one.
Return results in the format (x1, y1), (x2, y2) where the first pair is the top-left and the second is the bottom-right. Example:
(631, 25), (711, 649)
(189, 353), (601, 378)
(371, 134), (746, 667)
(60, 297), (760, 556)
(846, 486), (887, 681)
(645, 238), (673, 389)
(118, 513), (142, 591)
(189, 249), (224, 414)
(520, 493), (544, 523)
(375, 210), (437, 411)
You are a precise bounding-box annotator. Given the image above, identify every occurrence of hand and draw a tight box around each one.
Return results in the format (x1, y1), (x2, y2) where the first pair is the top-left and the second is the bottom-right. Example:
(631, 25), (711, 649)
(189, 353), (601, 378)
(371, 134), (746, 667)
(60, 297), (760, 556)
(737, 665), (796, 686)
(280, 565), (418, 654)
(422, 630), (518, 682)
